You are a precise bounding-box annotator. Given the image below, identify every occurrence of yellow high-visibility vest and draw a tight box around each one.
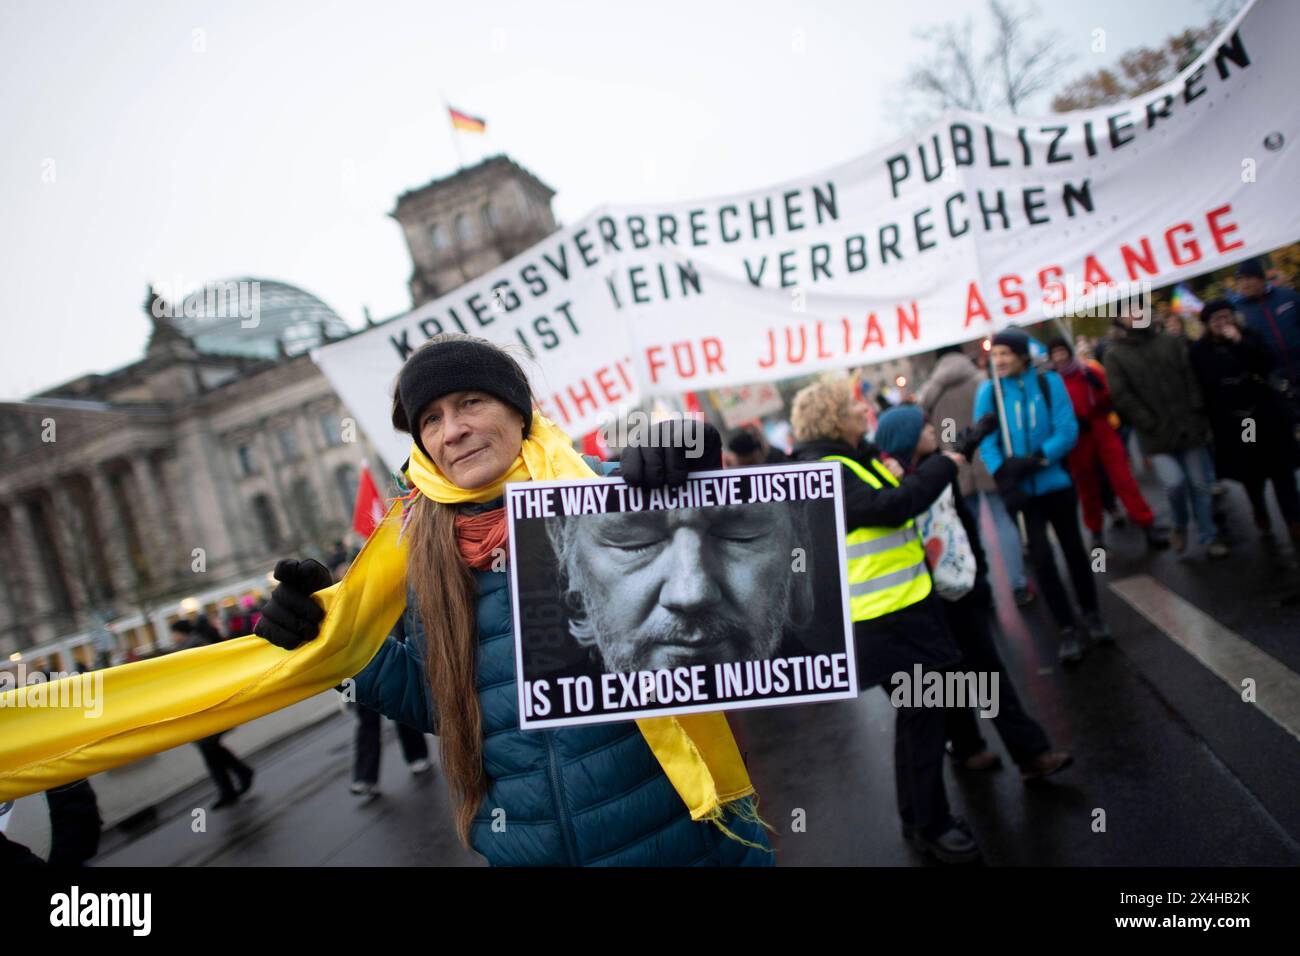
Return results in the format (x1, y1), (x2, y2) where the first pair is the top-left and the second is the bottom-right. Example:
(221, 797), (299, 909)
(823, 454), (933, 622)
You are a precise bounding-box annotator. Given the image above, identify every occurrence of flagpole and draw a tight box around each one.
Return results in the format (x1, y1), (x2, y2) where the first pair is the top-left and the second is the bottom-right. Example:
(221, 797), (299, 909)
(988, 339), (1030, 545)
(441, 95), (465, 170)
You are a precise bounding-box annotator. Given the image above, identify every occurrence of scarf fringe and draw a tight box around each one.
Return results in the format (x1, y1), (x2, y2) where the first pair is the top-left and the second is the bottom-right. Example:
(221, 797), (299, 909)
(703, 794), (776, 853)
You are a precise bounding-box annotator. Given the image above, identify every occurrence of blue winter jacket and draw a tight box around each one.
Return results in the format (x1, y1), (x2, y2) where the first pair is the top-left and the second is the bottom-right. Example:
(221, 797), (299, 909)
(973, 366), (1078, 499)
(1230, 285), (1300, 385)
(351, 555), (773, 867)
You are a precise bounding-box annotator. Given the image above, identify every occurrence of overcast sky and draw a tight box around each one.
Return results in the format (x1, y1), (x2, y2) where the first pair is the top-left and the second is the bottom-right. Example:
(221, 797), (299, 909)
(0, 0), (1218, 398)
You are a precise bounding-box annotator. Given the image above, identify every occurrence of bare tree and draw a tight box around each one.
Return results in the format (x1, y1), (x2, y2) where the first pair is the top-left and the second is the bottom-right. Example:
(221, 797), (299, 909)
(1051, 1), (1246, 111)
(901, 0), (1068, 121)
(989, 0), (1066, 113)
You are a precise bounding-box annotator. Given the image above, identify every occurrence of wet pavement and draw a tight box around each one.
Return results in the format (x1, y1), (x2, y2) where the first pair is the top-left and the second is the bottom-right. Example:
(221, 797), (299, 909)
(93, 474), (1300, 866)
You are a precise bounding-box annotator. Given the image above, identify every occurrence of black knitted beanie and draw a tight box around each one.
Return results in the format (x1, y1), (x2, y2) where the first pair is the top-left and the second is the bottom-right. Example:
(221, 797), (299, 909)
(393, 337), (533, 453)
(990, 328), (1031, 357)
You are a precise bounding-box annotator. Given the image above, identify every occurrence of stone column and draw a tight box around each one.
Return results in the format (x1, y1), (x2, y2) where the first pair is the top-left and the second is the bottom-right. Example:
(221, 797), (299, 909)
(0, 501), (31, 640)
(129, 451), (179, 587)
(10, 495), (57, 625)
(180, 418), (245, 575)
(88, 467), (138, 600)
(155, 452), (198, 573)
(49, 481), (93, 612)
(253, 428), (298, 547)
(294, 413), (344, 528)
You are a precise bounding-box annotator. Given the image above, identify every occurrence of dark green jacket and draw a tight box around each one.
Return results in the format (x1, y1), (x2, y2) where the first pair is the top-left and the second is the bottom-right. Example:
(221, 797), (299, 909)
(1102, 325), (1210, 455)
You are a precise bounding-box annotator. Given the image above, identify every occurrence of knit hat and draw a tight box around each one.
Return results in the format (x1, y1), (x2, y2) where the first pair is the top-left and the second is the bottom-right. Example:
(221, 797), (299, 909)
(1046, 336), (1073, 356)
(1234, 258), (1265, 279)
(990, 328), (1032, 357)
(1200, 298), (1235, 323)
(392, 336), (534, 453)
(873, 404), (926, 464)
(727, 431), (762, 456)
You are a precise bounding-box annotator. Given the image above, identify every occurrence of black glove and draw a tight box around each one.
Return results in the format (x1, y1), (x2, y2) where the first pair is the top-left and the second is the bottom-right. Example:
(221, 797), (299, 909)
(620, 419), (722, 488)
(995, 454), (1045, 490)
(994, 455), (1046, 515)
(953, 413), (999, 461)
(254, 558), (333, 650)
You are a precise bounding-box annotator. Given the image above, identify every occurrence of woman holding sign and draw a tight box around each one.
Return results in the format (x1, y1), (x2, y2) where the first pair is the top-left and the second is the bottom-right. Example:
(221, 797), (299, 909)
(253, 335), (771, 866)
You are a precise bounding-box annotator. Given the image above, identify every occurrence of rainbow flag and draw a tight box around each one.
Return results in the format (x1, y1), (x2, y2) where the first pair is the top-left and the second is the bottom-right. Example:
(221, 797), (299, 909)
(448, 106), (486, 133)
(1171, 283), (1204, 315)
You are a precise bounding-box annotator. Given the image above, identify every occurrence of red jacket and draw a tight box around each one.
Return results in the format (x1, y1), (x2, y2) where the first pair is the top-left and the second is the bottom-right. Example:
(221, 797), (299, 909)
(1057, 359), (1117, 428)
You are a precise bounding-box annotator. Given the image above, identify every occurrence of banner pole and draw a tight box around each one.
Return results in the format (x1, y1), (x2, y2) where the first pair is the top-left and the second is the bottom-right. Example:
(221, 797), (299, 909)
(989, 349), (1013, 459)
(988, 341), (1029, 545)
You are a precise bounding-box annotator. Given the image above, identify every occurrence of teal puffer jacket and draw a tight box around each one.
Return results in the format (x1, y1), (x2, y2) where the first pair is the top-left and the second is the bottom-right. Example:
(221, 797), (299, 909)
(352, 567), (773, 867)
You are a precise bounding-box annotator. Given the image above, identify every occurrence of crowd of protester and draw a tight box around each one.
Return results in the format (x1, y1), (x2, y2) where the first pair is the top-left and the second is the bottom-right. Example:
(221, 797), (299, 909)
(716, 257), (1299, 863)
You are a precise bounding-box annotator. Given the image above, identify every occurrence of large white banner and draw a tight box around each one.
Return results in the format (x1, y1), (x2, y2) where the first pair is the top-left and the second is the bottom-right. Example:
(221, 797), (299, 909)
(315, 0), (1300, 468)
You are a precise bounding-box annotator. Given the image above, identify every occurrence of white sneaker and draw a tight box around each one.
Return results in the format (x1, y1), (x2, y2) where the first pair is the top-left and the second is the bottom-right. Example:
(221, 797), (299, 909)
(408, 759), (433, 775)
(350, 781), (380, 797)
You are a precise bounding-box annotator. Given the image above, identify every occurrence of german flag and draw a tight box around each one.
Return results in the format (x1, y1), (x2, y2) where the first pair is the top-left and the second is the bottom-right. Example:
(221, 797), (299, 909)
(448, 106), (486, 133)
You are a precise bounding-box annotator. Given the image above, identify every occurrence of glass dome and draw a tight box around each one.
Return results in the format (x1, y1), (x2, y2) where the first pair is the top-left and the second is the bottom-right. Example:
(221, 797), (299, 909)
(171, 278), (351, 358)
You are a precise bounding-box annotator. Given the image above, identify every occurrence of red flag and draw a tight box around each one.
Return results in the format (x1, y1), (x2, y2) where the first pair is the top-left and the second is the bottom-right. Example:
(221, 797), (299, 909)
(581, 427), (608, 460)
(352, 462), (386, 537)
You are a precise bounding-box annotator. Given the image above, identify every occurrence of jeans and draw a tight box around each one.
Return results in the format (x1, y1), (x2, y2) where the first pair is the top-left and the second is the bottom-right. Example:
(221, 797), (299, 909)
(1018, 487), (1099, 630)
(964, 491), (1027, 591)
(1201, 445), (1218, 484)
(1150, 447), (1217, 545)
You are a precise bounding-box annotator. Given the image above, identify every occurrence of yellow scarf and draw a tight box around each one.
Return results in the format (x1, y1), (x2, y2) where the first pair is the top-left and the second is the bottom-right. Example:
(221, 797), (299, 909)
(0, 413), (756, 835)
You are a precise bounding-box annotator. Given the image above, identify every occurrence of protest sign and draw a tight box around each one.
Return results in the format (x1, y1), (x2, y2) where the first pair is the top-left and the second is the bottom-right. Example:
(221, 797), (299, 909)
(712, 383), (786, 429)
(506, 462), (857, 728)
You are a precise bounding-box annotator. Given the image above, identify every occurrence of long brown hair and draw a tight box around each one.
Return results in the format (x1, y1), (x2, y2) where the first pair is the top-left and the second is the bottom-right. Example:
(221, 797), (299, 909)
(388, 334), (531, 845)
(404, 495), (484, 845)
